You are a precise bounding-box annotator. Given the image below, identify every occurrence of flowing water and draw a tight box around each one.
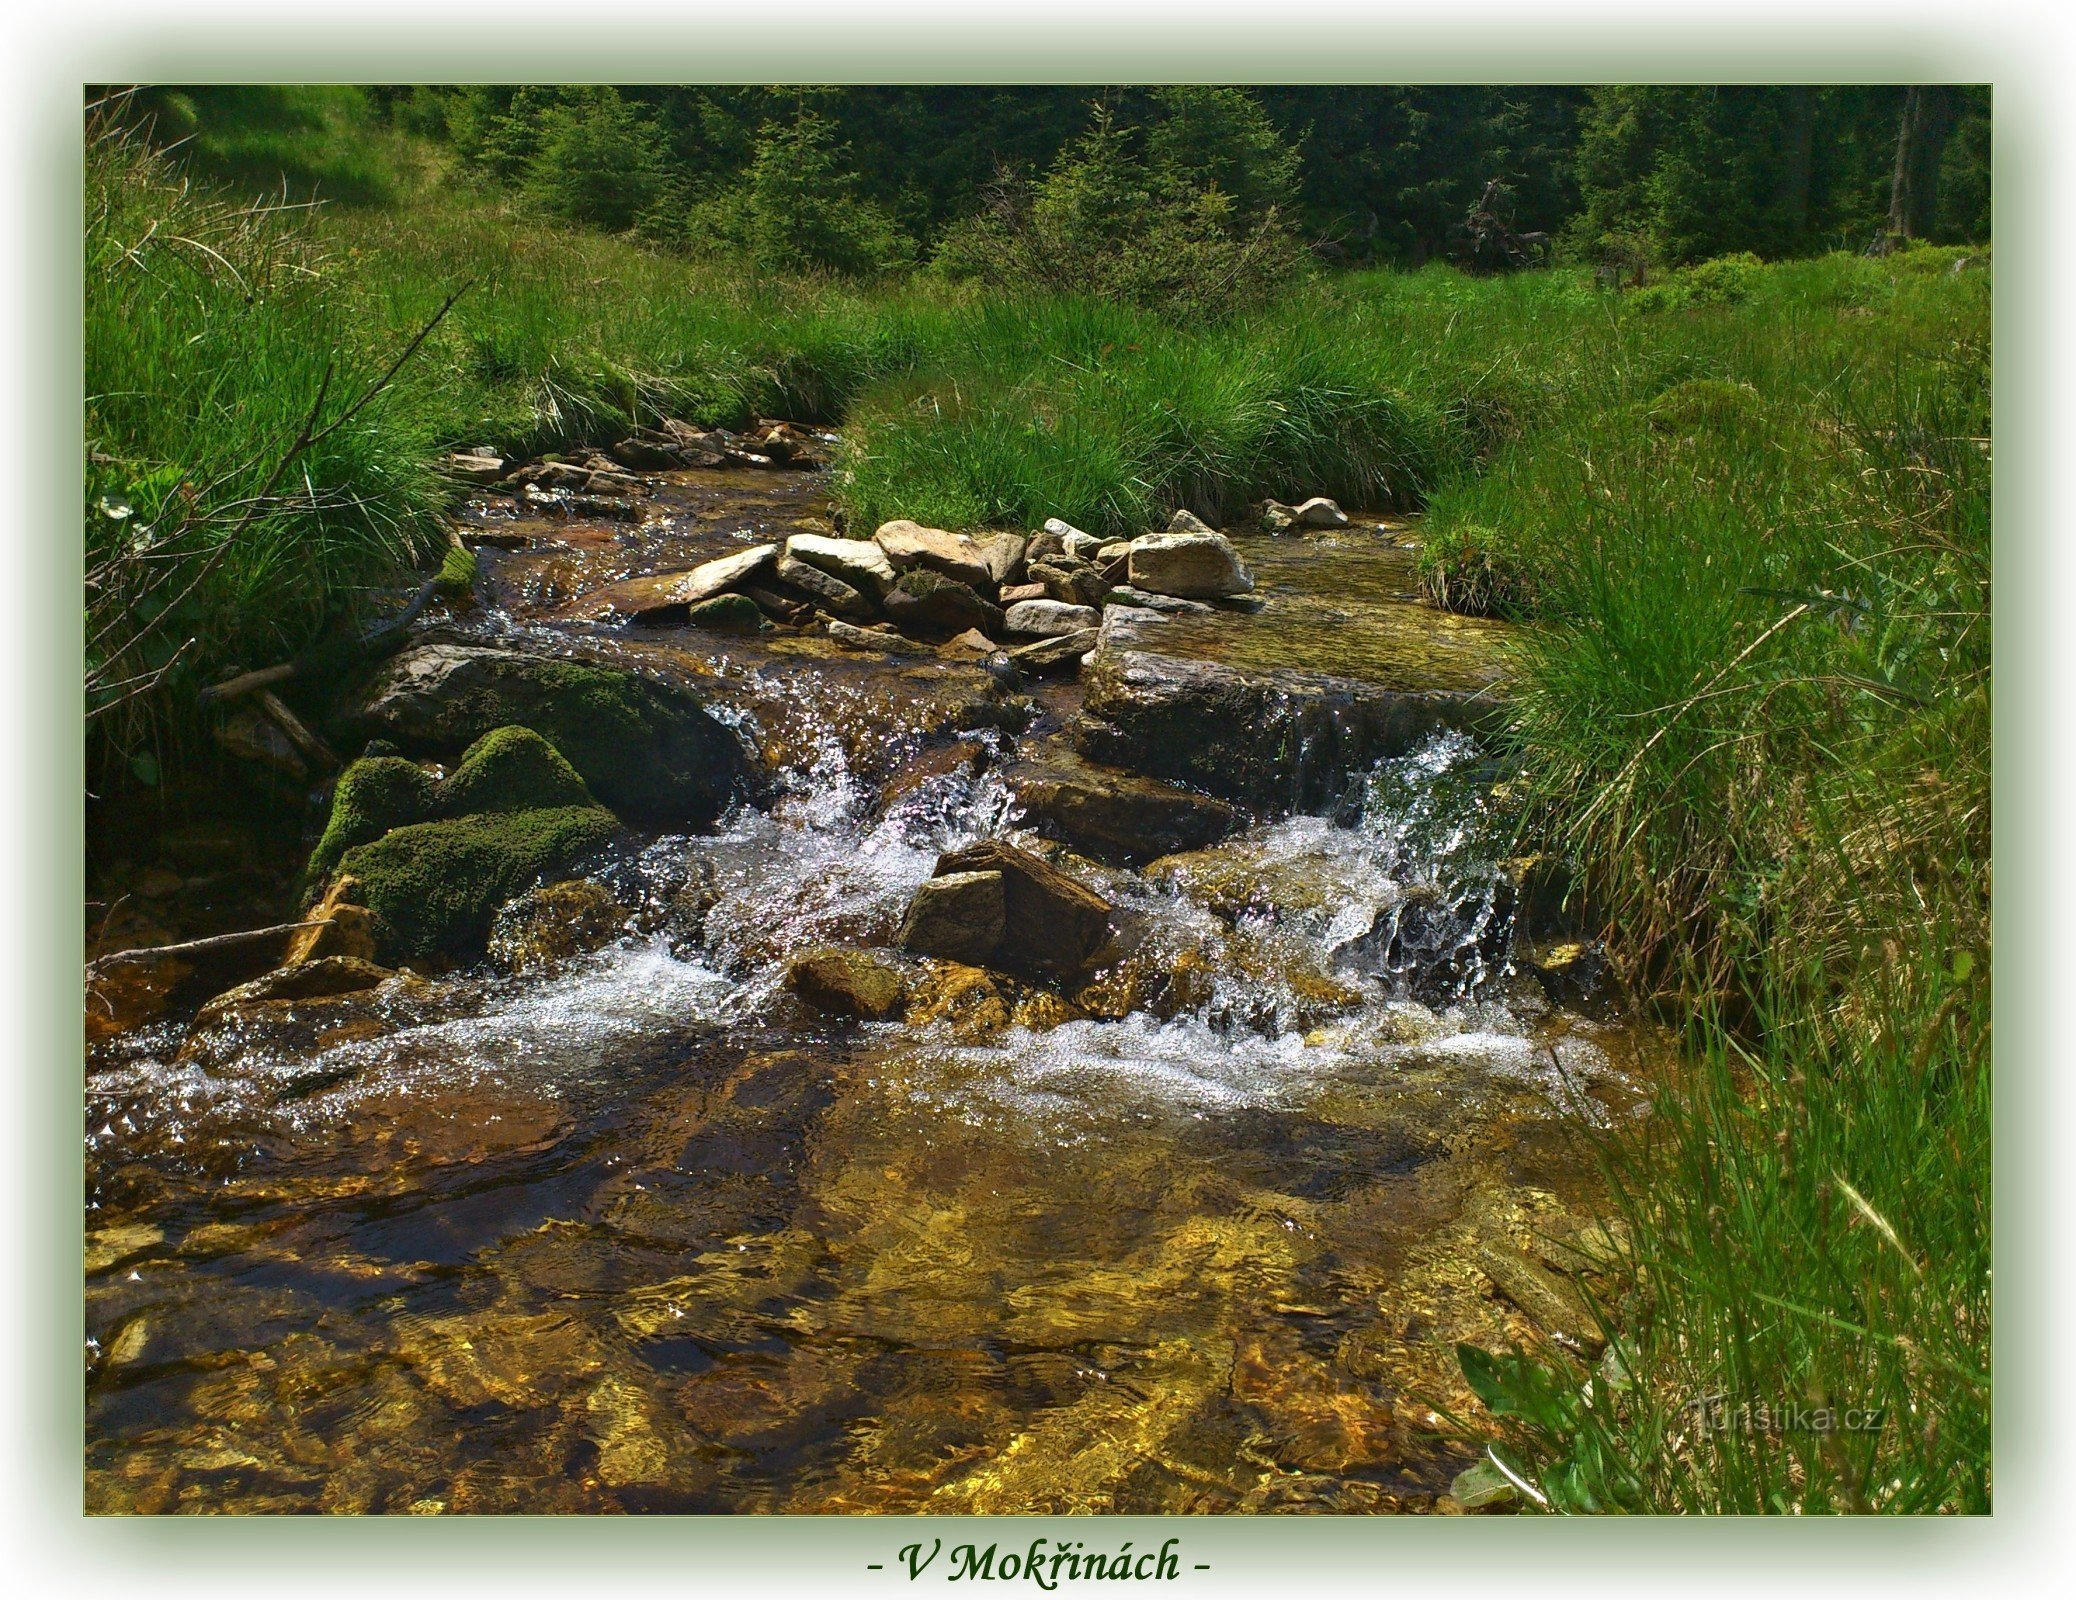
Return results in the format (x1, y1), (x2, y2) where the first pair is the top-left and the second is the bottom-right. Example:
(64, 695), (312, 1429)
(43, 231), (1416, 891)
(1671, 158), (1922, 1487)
(84, 468), (1666, 1515)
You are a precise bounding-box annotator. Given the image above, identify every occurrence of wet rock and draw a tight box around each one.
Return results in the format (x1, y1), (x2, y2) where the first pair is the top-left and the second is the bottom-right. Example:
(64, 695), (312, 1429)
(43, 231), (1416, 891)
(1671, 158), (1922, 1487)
(607, 437), (685, 472)
(85, 1222), (165, 1275)
(882, 570), (1007, 638)
(1294, 496), (1349, 529)
(903, 960), (1014, 1038)
(283, 874), (383, 962)
(1127, 525), (1254, 600)
(784, 533), (895, 597)
(1475, 1242), (1605, 1356)
(1103, 585), (1215, 615)
(1004, 598), (1101, 638)
(213, 701), (308, 780)
(488, 878), (627, 973)
(933, 839), (1113, 980)
(684, 593), (770, 634)
(785, 947), (909, 1022)
(1259, 501), (1299, 534)
(559, 543), (778, 624)
(828, 619), (928, 653)
(1075, 646), (1486, 812)
(302, 753), (441, 889)
(193, 956), (395, 1027)
(341, 643), (749, 828)
(896, 870), (1006, 967)
(337, 805), (619, 965)
(776, 554), (877, 621)
(741, 582), (816, 626)
(872, 521), (995, 592)
(1006, 748), (1239, 863)
(1004, 628), (1099, 677)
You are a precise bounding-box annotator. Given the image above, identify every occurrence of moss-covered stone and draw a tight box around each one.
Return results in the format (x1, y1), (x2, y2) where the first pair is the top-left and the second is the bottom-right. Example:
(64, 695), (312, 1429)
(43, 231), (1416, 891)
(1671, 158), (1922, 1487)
(341, 643), (748, 827)
(304, 756), (440, 891)
(338, 805), (620, 964)
(683, 593), (770, 634)
(439, 725), (595, 817)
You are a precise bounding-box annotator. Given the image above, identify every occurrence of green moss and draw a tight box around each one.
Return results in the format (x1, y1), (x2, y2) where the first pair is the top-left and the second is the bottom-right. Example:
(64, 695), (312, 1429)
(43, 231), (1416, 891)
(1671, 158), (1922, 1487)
(435, 541), (480, 597)
(303, 755), (440, 894)
(684, 593), (769, 633)
(338, 804), (620, 963)
(1642, 377), (1765, 435)
(439, 725), (595, 817)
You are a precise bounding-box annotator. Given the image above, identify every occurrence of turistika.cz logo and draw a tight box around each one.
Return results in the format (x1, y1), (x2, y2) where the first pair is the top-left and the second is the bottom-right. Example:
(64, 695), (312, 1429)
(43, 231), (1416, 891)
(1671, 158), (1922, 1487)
(878, 1538), (1193, 1586)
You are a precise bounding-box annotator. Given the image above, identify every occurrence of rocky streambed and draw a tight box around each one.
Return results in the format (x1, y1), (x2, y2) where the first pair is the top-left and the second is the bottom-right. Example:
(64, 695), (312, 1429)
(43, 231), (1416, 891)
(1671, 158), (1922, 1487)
(84, 437), (1661, 1514)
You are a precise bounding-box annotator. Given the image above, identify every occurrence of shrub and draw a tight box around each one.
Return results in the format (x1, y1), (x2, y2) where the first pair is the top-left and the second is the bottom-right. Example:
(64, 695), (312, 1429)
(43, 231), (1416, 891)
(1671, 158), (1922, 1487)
(520, 88), (669, 233)
(687, 113), (913, 276)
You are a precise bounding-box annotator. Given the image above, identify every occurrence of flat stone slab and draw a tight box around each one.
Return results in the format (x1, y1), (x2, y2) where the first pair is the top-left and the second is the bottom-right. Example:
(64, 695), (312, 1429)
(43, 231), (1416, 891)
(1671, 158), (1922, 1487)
(1005, 744), (1239, 863)
(557, 543), (778, 623)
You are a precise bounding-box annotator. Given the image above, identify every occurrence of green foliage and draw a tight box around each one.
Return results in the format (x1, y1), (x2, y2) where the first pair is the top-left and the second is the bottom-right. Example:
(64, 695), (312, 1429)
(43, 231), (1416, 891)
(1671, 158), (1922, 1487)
(439, 724), (596, 818)
(685, 113), (914, 275)
(518, 88), (668, 233)
(931, 93), (1304, 319)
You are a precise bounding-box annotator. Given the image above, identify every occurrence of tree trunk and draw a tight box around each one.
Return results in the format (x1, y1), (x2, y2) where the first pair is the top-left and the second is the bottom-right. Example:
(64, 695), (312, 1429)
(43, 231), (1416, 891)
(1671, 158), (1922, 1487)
(1888, 86), (1924, 238)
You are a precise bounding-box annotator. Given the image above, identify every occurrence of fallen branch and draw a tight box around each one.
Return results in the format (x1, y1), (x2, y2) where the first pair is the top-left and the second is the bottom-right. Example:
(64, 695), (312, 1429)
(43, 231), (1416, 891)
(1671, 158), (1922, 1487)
(87, 917), (331, 973)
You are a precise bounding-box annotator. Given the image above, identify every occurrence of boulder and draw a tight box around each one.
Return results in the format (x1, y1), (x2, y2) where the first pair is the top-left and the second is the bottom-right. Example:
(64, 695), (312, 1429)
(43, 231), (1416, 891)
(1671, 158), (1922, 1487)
(1006, 748), (1240, 863)
(607, 437), (684, 472)
(446, 453), (507, 484)
(1005, 628), (1100, 677)
(999, 582), (1047, 606)
(971, 531), (1029, 586)
(1165, 509), (1217, 537)
(932, 839), (1113, 980)
(684, 593), (769, 634)
(1294, 496), (1350, 529)
(337, 805), (620, 965)
(1259, 501), (1299, 534)
(340, 644), (748, 829)
(784, 533), (895, 596)
(872, 521), (996, 592)
(896, 870), (1006, 967)
(1004, 599), (1101, 638)
(882, 570), (1007, 639)
(1126, 527), (1254, 600)
(1074, 646), (1486, 813)
(559, 544), (778, 624)
(785, 947), (909, 1022)
(1025, 527), (1069, 565)
(776, 554), (877, 621)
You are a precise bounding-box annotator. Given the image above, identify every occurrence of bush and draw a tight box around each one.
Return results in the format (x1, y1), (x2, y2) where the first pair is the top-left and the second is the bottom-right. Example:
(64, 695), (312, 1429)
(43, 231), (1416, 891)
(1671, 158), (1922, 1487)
(520, 88), (668, 233)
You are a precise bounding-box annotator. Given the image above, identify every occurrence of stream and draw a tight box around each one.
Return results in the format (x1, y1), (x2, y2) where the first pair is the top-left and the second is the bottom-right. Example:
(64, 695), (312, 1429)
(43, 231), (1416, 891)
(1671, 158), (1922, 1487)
(85, 460), (1666, 1514)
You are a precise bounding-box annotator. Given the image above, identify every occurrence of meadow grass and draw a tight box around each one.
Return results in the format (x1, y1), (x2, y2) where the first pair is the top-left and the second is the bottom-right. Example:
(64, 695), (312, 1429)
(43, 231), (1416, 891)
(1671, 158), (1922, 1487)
(86, 141), (1991, 1511)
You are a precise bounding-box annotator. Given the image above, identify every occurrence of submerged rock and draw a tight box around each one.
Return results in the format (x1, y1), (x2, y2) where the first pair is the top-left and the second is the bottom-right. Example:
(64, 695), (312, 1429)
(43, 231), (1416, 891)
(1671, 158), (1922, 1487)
(560, 543), (778, 623)
(1127, 525), (1254, 601)
(785, 947), (909, 1022)
(193, 956), (395, 1028)
(1007, 748), (1239, 864)
(342, 643), (748, 828)
(683, 592), (771, 634)
(488, 878), (628, 973)
(1075, 646), (1488, 812)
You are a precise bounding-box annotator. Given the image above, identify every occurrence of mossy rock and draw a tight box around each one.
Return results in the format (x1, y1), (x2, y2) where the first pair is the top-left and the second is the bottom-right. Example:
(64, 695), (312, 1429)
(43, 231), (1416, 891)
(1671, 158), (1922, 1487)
(304, 755), (440, 891)
(340, 643), (748, 828)
(440, 725), (595, 817)
(684, 593), (770, 634)
(338, 805), (620, 965)
(304, 727), (595, 895)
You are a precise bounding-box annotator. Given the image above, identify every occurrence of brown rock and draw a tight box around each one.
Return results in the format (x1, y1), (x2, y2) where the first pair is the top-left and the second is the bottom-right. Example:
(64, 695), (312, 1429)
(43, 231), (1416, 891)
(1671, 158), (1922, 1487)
(933, 839), (1112, 980)
(785, 947), (908, 1022)
(999, 582), (1047, 606)
(1005, 748), (1238, 863)
(559, 544), (779, 624)
(1476, 1243), (1605, 1356)
(85, 951), (194, 1044)
(776, 555), (877, 621)
(1004, 628), (1099, 678)
(285, 876), (381, 965)
(872, 521), (996, 592)
(896, 870), (1005, 966)
(193, 956), (395, 1028)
